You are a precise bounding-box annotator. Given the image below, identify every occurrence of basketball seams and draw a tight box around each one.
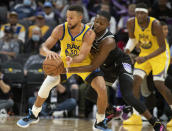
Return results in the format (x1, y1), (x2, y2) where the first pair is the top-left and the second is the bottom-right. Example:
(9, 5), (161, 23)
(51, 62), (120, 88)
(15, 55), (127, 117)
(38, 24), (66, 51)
(43, 58), (64, 76)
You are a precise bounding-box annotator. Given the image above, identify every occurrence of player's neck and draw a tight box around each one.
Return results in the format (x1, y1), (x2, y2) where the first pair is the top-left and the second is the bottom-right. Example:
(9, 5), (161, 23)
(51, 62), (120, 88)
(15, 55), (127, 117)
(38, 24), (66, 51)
(70, 23), (83, 34)
(139, 17), (149, 30)
(96, 29), (106, 39)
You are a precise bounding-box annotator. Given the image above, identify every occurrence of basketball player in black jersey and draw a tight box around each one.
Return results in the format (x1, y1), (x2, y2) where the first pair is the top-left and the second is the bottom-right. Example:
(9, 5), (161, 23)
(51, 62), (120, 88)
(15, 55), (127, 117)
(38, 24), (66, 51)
(65, 11), (166, 131)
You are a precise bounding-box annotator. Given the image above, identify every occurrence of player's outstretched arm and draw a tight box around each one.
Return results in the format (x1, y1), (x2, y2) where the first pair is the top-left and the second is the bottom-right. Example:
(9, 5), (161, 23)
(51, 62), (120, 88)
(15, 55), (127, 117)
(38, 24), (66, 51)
(66, 38), (115, 73)
(40, 25), (63, 59)
(70, 29), (96, 64)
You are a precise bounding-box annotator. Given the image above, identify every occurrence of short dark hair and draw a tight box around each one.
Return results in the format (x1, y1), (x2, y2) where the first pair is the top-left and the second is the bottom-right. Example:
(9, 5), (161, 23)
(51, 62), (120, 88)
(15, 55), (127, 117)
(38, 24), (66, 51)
(160, 21), (167, 26)
(97, 11), (111, 22)
(136, 2), (148, 9)
(67, 5), (83, 14)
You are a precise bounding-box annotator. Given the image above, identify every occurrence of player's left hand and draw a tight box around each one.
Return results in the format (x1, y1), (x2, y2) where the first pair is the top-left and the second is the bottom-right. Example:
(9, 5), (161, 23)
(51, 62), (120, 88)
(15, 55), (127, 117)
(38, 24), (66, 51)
(135, 56), (148, 64)
(66, 56), (73, 67)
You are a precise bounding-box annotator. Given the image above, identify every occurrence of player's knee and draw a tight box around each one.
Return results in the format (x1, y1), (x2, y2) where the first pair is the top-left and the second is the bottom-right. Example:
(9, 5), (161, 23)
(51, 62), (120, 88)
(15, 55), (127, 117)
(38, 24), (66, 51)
(38, 75), (60, 98)
(133, 75), (143, 88)
(95, 85), (107, 95)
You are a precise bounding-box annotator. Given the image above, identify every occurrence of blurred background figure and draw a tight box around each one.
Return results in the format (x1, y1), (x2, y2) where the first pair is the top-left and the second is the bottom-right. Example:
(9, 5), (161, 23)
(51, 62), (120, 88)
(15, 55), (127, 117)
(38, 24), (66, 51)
(24, 27), (43, 54)
(0, 66), (14, 114)
(60, 0), (89, 23)
(28, 12), (50, 40)
(151, 0), (172, 20)
(54, 0), (68, 12)
(0, 26), (20, 60)
(12, 0), (36, 20)
(90, 3), (117, 34)
(117, 4), (136, 31)
(0, 11), (26, 44)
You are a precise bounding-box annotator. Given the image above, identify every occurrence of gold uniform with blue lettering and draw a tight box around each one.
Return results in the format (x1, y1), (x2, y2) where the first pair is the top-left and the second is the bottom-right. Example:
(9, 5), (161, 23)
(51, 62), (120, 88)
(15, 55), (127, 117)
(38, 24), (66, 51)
(134, 17), (170, 78)
(60, 22), (92, 80)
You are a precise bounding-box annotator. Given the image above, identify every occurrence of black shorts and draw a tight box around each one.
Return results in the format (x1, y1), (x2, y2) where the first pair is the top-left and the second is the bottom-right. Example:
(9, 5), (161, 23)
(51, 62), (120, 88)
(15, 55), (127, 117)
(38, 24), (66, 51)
(102, 56), (133, 84)
(85, 68), (104, 85)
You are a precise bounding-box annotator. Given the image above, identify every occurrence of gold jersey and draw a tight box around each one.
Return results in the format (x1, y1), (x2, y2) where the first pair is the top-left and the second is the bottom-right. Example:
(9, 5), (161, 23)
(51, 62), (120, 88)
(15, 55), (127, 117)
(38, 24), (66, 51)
(60, 22), (91, 68)
(134, 17), (169, 56)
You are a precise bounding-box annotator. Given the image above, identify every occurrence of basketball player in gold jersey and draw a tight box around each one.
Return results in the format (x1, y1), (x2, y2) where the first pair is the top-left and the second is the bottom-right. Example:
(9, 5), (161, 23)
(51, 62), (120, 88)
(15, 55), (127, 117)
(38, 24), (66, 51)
(17, 5), (109, 130)
(125, 2), (172, 129)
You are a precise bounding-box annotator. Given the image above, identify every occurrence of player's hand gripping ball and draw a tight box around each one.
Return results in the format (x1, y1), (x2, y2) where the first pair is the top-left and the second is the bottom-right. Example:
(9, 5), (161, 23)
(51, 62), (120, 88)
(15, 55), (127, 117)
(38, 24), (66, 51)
(43, 57), (64, 76)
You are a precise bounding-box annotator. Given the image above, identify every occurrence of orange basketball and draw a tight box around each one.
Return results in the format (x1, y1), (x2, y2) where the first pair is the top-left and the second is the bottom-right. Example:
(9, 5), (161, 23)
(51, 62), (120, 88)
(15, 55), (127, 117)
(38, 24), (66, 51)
(43, 57), (64, 76)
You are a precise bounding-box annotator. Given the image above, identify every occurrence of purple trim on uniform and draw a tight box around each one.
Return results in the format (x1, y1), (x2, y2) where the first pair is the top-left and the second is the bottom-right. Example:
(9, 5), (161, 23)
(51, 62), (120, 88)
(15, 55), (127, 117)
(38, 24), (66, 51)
(85, 68), (101, 81)
(83, 28), (91, 40)
(153, 69), (165, 77)
(68, 24), (86, 41)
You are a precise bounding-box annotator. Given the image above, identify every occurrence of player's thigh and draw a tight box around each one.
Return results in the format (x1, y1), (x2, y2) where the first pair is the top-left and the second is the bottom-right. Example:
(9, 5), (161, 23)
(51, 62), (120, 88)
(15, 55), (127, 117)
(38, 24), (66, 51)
(134, 61), (151, 79)
(67, 72), (91, 81)
(151, 56), (170, 81)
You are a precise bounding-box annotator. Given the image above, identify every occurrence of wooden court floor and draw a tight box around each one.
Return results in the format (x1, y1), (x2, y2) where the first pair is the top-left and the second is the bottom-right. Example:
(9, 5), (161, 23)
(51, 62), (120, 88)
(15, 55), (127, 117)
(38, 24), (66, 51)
(0, 117), (172, 131)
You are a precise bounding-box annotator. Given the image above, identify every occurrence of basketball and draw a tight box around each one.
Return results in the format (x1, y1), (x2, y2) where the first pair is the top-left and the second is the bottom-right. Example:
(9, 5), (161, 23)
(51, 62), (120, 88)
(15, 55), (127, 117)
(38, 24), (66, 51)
(43, 57), (64, 76)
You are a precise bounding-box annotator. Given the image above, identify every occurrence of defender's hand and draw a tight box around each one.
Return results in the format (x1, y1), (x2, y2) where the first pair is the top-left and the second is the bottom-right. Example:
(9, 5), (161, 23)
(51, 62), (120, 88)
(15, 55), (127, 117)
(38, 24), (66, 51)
(135, 56), (148, 64)
(66, 56), (73, 67)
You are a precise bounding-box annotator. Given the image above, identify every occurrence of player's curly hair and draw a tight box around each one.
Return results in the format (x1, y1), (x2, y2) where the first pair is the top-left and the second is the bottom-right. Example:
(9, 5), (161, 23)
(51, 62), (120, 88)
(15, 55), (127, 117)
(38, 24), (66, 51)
(136, 2), (148, 9)
(97, 11), (111, 22)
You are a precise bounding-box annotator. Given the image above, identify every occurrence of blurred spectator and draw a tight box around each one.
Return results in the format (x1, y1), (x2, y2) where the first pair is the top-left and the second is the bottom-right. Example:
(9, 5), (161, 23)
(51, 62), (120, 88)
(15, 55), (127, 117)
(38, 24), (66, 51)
(160, 21), (172, 64)
(90, 3), (117, 34)
(115, 4), (136, 51)
(24, 27), (43, 54)
(0, 68), (14, 111)
(54, 0), (68, 12)
(52, 82), (77, 117)
(60, 0), (89, 23)
(0, 11), (26, 43)
(0, 5), (8, 25)
(87, 0), (100, 13)
(28, 12), (50, 40)
(23, 51), (45, 76)
(0, 26), (20, 60)
(117, 4), (136, 31)
(42, 1), (59, 27)
(12, 0), (35, 19)
(151, 0), (172, 21)
(43, 1), (57, 21)
(28, 75), (78, 117)
(30, 0), (37, 10)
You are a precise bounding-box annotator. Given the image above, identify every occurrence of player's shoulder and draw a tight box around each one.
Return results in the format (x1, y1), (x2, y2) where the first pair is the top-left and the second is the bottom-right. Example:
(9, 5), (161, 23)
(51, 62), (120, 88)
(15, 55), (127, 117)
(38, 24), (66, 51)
(52, 24), (64, 35)
(102, 33), (115, 47)
(84, 26), (95, 38)
(86, 22), (93, 28)
(54, 24), (64, 31)
(51, 24), (65, 39)
(151, 18), (161, 34)
(152, 18), (160, 27)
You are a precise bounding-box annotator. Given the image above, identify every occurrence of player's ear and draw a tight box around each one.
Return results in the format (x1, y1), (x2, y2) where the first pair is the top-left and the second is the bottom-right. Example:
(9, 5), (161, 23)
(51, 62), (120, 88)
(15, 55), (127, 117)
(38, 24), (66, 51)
(78, 13), (83, 21)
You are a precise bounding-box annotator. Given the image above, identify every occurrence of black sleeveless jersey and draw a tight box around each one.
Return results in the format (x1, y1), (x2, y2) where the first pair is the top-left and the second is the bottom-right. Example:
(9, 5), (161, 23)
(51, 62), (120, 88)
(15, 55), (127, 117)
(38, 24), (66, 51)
(91, 29), (131, 83)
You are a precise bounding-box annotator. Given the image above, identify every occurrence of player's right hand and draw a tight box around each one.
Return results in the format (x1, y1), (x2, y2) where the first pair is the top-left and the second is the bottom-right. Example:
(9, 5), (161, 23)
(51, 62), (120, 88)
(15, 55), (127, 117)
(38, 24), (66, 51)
(46, 51), (60, 60)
